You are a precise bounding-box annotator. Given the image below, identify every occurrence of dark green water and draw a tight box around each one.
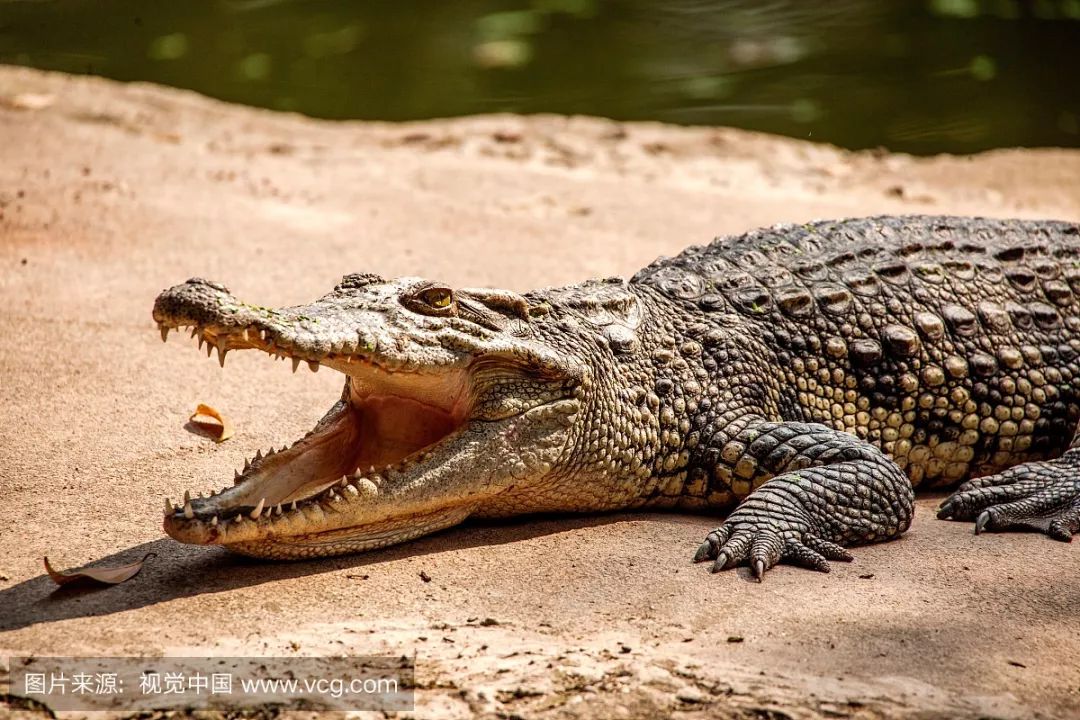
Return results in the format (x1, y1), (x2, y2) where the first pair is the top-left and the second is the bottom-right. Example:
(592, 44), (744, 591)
(2, 0), (1078, 154)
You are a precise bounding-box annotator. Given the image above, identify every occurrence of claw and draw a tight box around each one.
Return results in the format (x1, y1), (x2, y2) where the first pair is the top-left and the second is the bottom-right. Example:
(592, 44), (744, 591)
(1048, 520), (1074, 542)
(752, 558), (765, 581)
(693, 538), (715, 563)
(975, 510), (991, 534)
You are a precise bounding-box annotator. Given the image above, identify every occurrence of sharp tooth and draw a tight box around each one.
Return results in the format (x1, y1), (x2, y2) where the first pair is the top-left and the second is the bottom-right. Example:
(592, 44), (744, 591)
(280, 445), (288, 453)
(273, 504), (282, 516)
(235, 513), (244, 523)
(255, 450), (263, 461)
(368, 466), (376, 475)
(241, 328), (250, 342)
(329, 491), (341, 502)
(183, 490), (191, 504)
(159, 325), (170, 342)
(165, 497), (173, 514)
(243, 458), (251, 471)
(338, 476), (348, 487)
(197, 336), (205, 350)
(183, 499), (194, 519)
(190, 326), (199, 339)
(290, 501), (298, 512)
(210, 516), (218, 527)
(250, 498), (265, 520)
(308, 360), (319, 373)
(291, 357), (300, 373)
(216, 340), (228, 367)
(352, 469), (363, 480)
(234, 469), (241, 481)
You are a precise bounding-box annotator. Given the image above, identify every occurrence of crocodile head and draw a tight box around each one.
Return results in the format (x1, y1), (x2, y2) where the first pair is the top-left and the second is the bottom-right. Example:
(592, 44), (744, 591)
(153, 274), (590, 559)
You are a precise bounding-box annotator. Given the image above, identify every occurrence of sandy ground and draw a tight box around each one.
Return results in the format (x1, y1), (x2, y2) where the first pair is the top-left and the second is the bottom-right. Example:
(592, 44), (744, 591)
(1, 66), (1080, 719)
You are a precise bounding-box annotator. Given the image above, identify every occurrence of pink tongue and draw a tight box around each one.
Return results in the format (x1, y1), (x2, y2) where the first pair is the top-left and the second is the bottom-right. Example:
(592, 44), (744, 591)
(355, 396), (456, 469)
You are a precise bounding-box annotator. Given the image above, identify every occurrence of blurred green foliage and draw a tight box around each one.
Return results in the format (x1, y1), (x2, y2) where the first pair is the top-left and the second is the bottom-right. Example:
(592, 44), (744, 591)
(0, 0), (1076, 154)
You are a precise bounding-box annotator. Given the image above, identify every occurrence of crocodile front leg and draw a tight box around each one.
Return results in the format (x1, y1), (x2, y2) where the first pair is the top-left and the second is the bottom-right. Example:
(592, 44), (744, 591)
(937, 438), (1080, 540)
(693, 420), (915, 579)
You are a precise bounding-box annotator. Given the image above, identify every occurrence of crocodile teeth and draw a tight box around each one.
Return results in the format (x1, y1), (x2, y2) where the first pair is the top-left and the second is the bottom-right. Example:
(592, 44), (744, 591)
(216, 339), (228, 367)
(273, 504), (283, 516)
(190, 326), (199, 339)
(210, 515), (218, 527)
(255, 449), (263, 461)
(290, 501), (298, 512)
(250, 498), (266, 520)
(308, 360), (319, 373)
(197, 336), (205, 350)
(338, 476), (349, 487)
(164, 497), (173, 514)
(243, 458), (251, 472)
(291, 357), (300, 373)
(159, 325), (170, 342)
(183, 490), (191, 504)
(183, 499), (194, 519)
(205, 342), (213, 358)
(234, 469), (241, 482)
(235, 513), (244, 523)
(241, 328), (250, 342)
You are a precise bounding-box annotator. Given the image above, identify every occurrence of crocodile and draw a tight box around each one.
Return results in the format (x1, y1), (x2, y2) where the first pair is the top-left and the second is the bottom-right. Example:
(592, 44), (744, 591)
(153, 215), (1080, 576)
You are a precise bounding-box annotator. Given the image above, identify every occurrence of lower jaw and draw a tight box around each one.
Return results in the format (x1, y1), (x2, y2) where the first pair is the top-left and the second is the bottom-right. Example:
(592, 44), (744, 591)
(213, 505), (474, 560)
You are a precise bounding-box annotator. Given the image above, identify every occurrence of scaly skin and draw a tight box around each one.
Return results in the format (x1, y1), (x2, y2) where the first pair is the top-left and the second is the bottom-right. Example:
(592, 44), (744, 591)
(153, 215), (1080, 577)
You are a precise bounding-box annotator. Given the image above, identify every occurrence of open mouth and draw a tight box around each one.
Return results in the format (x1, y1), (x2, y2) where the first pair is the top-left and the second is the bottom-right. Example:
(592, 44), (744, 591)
(158, 320), (472, 543)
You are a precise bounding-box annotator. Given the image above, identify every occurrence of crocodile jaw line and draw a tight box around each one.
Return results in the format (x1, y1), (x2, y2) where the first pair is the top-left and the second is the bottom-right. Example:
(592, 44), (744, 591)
(158, 321), (479, 555)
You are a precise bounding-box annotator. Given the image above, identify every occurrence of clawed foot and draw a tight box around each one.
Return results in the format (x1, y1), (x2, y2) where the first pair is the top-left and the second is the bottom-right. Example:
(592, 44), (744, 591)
(693, 520), (853, 580)
(938, 464), (1080, 541)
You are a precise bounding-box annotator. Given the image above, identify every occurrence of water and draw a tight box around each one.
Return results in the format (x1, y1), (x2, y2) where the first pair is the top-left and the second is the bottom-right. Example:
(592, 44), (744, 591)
(1, 0), (1077, 155)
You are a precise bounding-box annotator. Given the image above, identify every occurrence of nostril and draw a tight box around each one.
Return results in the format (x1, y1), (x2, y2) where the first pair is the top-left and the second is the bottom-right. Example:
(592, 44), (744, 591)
(185, 277), (230, 293)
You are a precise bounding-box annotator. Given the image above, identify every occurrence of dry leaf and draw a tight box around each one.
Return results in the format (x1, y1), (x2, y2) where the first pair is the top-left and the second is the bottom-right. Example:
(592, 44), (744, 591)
(44, 553), (155, 587)
(189, 403), (234, 442)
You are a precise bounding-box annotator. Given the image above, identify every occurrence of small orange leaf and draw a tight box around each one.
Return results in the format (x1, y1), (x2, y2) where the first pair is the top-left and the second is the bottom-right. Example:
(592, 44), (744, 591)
(189, 403), (234, 442)
(44, 553), (156, 587)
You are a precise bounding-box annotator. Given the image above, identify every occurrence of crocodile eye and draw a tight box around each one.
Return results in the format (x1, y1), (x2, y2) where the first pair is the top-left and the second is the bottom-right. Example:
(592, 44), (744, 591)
(418, 287), (454, 310)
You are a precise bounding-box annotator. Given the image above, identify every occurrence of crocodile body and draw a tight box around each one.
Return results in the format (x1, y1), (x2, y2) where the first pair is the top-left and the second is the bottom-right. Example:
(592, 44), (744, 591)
(153, 215), (1080, 574)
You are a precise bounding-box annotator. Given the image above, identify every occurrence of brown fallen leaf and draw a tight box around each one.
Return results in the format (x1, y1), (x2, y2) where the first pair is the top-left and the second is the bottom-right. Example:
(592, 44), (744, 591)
(189, 403), (234, 442)
(44, 553), (156, 587)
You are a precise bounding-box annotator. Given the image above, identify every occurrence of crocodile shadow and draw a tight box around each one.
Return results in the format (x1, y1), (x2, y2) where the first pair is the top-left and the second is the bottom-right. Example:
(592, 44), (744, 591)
(0, 512), (739, 634)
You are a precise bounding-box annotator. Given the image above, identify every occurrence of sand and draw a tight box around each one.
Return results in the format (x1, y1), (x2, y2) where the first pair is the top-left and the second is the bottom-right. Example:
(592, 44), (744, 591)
(1, 66), (1079, 719)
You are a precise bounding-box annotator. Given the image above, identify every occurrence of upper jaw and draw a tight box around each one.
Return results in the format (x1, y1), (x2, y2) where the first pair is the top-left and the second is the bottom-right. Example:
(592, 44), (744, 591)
(153, 278), (469, 374)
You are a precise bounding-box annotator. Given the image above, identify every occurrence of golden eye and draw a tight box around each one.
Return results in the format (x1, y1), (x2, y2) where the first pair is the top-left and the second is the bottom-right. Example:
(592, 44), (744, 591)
(419, 287), (453, 309)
